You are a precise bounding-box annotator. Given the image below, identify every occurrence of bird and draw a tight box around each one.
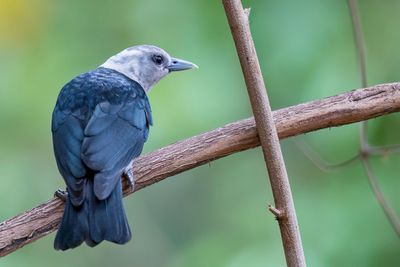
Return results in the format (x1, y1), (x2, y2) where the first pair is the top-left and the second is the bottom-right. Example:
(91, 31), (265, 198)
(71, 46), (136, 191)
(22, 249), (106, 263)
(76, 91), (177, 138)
(51, 45), (197, 250)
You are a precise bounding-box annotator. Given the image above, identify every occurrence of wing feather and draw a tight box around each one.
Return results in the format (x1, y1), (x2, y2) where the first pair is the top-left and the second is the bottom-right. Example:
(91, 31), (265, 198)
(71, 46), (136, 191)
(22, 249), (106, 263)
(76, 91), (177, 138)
(82, 100), (149, 200)
(52, 116), (86, 205)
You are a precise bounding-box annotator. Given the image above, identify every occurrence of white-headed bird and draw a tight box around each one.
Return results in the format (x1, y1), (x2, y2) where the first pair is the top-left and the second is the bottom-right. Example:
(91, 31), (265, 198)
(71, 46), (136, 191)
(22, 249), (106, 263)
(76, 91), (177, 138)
(52, 45), (197, 250)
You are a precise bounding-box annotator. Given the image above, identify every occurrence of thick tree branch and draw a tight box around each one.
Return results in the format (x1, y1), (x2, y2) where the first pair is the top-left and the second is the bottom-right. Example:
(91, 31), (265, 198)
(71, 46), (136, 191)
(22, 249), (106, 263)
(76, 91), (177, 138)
(1, 82), (400, 257)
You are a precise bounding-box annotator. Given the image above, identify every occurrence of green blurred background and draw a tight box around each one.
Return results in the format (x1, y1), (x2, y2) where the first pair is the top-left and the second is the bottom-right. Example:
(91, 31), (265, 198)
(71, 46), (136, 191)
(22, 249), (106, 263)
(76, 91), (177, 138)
(1, 0), (400, 266)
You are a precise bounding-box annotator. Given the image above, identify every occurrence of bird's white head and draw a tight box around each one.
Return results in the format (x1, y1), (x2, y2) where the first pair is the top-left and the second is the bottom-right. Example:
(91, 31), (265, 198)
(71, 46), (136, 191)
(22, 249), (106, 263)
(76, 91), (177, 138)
(101, 45), (197, 92)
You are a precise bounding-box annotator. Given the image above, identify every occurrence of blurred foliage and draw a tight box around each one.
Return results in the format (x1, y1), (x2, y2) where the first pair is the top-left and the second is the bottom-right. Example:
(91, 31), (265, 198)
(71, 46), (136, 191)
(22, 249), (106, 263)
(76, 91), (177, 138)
(1, 0), (400, 266)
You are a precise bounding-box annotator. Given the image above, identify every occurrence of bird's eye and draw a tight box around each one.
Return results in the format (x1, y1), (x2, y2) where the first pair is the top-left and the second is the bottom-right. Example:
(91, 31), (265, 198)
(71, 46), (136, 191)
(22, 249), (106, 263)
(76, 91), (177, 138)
(152, 54), (164, 65)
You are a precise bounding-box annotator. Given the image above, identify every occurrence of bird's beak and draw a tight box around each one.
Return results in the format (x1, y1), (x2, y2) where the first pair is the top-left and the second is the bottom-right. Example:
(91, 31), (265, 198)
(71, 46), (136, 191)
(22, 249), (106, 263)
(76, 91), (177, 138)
(168, 57), (198, 72)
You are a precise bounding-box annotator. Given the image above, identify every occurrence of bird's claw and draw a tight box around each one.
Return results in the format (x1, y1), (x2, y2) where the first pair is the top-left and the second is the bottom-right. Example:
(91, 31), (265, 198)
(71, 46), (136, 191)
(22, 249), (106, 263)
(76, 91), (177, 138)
(124, 168), (135, 189)
(54, 189), (68, 202)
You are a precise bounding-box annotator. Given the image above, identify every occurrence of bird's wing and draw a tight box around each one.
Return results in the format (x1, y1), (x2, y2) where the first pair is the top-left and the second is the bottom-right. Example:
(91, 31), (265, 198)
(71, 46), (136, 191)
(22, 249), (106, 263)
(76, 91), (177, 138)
(52, 106), (87, 206)
(52, 70), (152, 204)
(81, 96), (151, 200)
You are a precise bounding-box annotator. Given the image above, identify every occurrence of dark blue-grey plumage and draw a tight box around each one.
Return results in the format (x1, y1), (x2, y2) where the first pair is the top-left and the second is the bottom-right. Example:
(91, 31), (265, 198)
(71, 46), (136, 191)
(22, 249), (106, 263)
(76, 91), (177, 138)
(52, 67), (152, 250)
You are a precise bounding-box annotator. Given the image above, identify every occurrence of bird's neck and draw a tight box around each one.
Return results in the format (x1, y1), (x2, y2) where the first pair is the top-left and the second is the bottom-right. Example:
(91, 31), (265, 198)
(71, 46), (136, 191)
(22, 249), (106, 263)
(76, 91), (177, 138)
(100, 60), (153, 93)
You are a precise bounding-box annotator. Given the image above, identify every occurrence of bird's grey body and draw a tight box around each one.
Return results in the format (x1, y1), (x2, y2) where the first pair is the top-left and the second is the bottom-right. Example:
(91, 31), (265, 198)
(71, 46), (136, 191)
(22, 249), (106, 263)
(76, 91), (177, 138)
(52, 45), (196, 250)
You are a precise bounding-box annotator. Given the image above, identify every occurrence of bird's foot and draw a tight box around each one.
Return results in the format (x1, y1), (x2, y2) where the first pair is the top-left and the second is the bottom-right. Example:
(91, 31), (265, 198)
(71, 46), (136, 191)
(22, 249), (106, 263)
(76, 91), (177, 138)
(54, 189), (68, 202)
(124, 168), (135, 189)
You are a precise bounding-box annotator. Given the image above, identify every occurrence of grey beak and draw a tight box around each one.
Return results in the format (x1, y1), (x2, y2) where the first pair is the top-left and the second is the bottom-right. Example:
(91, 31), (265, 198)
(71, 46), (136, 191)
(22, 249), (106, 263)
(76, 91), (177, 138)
(168, 57), (198, 72)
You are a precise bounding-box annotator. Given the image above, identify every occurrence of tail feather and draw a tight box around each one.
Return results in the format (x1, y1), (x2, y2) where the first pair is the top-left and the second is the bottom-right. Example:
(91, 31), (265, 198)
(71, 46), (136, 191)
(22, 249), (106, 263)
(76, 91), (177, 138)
(54, 196), (90, 250)
(88, 179), (131, 244)
(54, 179), (131, 250)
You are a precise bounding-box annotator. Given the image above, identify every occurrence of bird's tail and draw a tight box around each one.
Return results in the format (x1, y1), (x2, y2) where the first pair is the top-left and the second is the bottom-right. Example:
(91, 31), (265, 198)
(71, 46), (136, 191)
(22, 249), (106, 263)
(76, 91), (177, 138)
(54, 179), (131, 250)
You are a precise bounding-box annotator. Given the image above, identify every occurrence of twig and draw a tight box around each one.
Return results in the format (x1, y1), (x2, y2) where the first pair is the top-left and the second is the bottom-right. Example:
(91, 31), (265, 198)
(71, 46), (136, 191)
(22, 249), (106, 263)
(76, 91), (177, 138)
(268, 205), (283, 219)
(297, 139), (360, 172)
(299, 140), (400, 171)
(348, 0), (367, 89)
(367, 144), (400, 156)
(360, 157), (400, 235)
(348, 0), (400, 237)
(1, 82), (400, 257)
(299, 0), (370, 171)
(222, 0), (306, 266)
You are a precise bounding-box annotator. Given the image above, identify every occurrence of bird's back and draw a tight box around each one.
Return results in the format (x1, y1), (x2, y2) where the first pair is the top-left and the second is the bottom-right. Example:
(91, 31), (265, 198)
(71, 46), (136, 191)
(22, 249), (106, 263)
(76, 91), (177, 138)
(52, 67), (149, 128)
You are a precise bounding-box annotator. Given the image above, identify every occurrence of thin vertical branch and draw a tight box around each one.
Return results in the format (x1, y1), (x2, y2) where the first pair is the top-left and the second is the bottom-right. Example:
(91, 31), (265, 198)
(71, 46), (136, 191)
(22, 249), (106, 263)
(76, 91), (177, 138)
(348, 0), (367, 88)
(348, 0), (400, 237)
(222, 1), (306, 266)
(347, 0), (369, 149)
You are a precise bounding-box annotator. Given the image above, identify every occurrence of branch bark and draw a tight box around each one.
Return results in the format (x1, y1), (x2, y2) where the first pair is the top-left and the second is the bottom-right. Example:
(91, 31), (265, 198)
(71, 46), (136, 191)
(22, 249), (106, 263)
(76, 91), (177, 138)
(1, 82), (400, 257)
(222, 1), (306, 266)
